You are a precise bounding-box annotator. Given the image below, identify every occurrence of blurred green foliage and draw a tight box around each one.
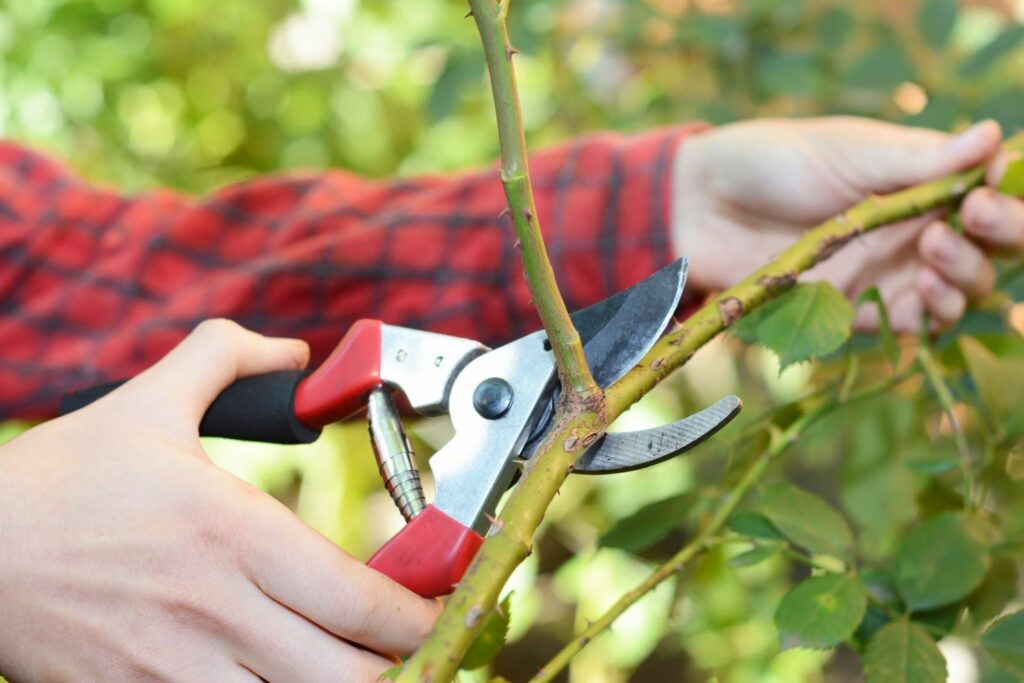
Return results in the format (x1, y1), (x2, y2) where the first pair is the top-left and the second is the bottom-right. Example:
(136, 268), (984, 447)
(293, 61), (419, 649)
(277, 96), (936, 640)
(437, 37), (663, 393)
(3, 0), (1024, 681)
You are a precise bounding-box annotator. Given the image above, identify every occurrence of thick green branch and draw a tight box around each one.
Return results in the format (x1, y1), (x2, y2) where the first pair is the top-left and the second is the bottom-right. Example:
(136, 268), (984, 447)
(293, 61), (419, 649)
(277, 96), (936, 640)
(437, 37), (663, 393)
(469, 0), (598, 401)
(396, 104), (1024, 683)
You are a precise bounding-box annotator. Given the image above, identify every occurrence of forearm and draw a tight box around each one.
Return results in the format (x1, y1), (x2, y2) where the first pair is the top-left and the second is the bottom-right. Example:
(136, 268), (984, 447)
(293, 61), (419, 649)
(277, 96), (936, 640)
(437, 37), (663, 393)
(0, 125), (705, 419)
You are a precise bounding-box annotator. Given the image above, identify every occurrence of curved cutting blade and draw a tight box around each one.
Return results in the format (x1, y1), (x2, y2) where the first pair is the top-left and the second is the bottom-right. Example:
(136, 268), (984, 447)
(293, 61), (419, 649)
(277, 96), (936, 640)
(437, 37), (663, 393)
(574, 395), (742, 474)
(570, 258), (687, 389)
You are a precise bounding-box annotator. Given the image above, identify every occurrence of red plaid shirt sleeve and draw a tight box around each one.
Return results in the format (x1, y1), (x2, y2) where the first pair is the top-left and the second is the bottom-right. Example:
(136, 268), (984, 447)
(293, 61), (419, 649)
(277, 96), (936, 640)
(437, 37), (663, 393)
(0, 124), (710, 419)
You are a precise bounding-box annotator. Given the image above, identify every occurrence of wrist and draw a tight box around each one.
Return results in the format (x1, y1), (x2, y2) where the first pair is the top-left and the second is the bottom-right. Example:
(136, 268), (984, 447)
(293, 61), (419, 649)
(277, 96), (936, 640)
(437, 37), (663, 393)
(671, 127), (720, 295)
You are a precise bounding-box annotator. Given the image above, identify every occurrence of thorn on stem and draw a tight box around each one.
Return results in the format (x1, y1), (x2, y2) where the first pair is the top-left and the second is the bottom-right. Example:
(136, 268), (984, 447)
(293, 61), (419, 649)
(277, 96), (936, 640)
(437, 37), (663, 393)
(464, 9), (473, 18)
(498, 206), (511, 219)
(513, 239), (521, 249)
(506, 45), (520, 59)
(465, 605), (486, 628)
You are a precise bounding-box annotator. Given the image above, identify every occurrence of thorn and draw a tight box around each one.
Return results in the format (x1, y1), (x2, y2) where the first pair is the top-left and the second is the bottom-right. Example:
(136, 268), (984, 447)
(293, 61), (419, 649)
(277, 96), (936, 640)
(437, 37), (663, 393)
(497, 206), (511, 219)
(506, 45), (519, 59)
(465, 605), (486, 628)
(484, 512), (504, 533)
(524, 208), (533, 221)
(513, 239), (521, 249)
(464, 9), (474, 18)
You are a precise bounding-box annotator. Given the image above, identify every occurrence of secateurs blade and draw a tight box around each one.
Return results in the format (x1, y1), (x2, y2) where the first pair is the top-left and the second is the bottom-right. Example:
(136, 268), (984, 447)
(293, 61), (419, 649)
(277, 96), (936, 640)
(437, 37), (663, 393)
(59, 257), (741, 598)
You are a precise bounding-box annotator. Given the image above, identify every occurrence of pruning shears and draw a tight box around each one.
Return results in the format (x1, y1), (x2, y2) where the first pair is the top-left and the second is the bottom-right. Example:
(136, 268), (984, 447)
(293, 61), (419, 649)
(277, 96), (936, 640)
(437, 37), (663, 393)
(61, 258), (741, 598)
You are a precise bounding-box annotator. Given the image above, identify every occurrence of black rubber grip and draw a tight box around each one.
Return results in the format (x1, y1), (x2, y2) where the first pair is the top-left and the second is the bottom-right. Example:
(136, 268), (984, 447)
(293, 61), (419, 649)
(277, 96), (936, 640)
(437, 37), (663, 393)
(59, 370), (321, 444)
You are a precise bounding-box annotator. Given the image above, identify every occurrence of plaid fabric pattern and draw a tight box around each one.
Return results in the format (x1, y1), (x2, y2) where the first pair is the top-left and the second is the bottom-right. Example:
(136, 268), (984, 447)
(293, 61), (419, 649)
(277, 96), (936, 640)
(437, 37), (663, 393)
(0, 124), (708, 419)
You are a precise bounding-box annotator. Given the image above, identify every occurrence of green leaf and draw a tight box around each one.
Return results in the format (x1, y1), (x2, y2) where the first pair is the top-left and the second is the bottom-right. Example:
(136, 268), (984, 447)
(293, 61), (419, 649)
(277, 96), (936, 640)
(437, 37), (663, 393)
(997, 156), (1024, 197)
(981, 610), (1024, 677)
(759, 484), (854, 558)
(917, 0), (958, 50)
(817, 7), (853, 50)
(961, 336), (1024, 438)
(733, 282), (854, 369)
(864, 619), (947, 683)
(461, 594), (513, 670)
(599, 492), (697, 553)
(975, 88), (1024, 134)
(857, 287), (900, 368)
(905, 456), (960, 476)
(960, 25), (1024, 77)
(845, 44), (916, 90)
(729, 544), (781, 568)
(381, 664), (402, 680)
(774, 573), (868, 649)
(966, 557), (1019, 627)
(726, 511), (785, 541)
(894, 513), (988, 611)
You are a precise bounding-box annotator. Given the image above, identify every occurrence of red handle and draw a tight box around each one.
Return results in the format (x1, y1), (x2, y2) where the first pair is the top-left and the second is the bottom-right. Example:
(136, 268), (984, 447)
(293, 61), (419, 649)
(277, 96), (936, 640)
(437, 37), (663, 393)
(367, 505), (484, 598)
(294, 319), (383, 428)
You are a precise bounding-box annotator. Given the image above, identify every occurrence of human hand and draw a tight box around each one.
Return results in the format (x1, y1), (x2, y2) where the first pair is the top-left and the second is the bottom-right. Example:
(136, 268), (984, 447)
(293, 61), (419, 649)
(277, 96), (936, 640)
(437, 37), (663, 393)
(672, 117), (1024, 331)
(0, 320), (439, 682)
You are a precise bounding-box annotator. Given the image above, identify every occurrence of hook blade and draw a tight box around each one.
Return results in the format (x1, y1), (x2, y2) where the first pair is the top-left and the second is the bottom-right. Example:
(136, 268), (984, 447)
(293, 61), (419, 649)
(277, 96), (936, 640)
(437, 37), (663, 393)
(574, 395), (742, 474)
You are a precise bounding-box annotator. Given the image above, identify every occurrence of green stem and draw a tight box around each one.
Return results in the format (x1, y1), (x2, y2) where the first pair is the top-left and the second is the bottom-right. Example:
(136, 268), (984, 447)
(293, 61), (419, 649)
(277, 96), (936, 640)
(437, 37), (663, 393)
(530, 374), (910, 682)
(917, 344), (976, 508)
(469, 0), (598, 402)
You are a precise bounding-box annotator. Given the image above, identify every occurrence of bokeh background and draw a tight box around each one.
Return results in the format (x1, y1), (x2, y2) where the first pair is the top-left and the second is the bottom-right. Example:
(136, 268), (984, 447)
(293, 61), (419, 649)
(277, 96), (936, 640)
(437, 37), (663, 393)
(2, 0), (1024, 681)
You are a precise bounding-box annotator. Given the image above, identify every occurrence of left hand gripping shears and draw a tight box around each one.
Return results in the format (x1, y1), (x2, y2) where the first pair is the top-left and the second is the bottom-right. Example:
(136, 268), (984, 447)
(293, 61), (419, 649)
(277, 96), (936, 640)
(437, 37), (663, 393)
(61, 258), (741, 597)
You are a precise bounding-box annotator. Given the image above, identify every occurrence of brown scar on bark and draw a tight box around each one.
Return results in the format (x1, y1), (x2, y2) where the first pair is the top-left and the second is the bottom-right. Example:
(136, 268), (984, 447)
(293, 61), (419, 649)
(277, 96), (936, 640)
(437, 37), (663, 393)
(563, 435), (580, 451)
(581, 432), (599, 447)
(757, 272), (797, 295)
(718, 297), (743, 327)
(816, 230), (863, 262)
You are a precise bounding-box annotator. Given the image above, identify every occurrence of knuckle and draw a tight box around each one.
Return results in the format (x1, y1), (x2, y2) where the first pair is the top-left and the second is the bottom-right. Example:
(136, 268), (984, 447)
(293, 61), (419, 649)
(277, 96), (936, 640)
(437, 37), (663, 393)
(159, 581), (229, 634)
(182, 493), (249, 562)
(192, 318), (245, 346)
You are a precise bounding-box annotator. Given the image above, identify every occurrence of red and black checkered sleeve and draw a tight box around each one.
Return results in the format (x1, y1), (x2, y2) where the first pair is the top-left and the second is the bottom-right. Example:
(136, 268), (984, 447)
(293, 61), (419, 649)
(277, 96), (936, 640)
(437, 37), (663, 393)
(0, 124), (710, 419)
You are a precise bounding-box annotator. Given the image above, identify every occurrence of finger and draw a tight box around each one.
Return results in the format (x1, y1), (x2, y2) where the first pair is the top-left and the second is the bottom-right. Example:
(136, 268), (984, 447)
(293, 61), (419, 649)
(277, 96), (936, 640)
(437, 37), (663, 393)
(844, 119), (1002, 192)
(916, 268), (966, 327)
(231, 584), (396, 683)
(242, 499), (441, 656)
(986, 149), (1023, 187)
(917, 221), (996, 298)
(131, 319), (310, 424)
(884, 287), (927, 335)
(962, 186), (1024, 251)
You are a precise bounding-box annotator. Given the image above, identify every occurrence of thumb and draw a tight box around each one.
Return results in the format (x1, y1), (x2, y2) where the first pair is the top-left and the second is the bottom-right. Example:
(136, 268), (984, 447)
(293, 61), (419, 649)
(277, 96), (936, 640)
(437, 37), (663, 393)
(132, 319), (309, 425)
(865, 119), (1002, 192)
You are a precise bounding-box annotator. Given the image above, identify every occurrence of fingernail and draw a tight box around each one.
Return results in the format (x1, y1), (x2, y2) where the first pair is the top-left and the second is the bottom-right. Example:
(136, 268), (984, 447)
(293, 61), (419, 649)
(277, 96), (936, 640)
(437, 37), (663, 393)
(947, 121), (990, 158)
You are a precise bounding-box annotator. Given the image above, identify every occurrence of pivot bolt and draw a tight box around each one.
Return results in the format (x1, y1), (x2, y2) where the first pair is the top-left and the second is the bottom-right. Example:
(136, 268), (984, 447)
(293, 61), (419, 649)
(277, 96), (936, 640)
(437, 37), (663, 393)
(473, 378), (514, 419)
